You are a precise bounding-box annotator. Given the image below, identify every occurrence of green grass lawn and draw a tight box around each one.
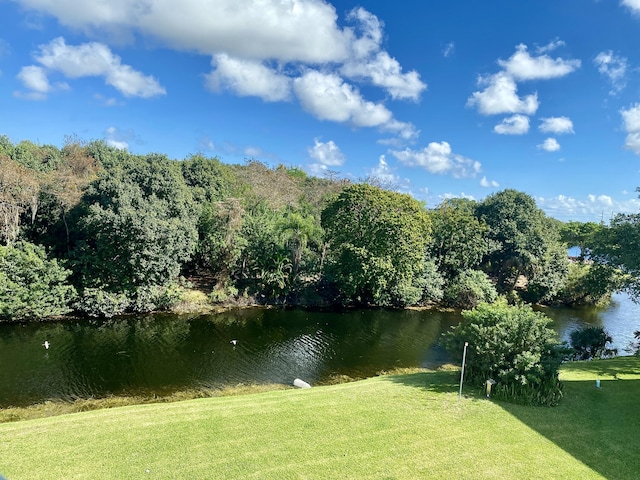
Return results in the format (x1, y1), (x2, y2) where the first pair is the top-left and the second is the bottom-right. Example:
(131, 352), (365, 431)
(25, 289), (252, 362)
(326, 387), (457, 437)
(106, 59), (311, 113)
(1, 357), (639, 480)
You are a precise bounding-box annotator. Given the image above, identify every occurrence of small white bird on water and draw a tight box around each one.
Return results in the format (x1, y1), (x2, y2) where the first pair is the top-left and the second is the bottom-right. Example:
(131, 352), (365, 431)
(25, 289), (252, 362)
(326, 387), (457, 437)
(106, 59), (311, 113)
(230, 339), (238, 346)
(43, 341), (50, 349)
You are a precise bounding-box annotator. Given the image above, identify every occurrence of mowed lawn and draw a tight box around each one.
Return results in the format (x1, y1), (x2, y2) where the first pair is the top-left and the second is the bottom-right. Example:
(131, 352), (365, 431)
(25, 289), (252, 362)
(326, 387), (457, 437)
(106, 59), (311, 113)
(1, 357), (639, 480)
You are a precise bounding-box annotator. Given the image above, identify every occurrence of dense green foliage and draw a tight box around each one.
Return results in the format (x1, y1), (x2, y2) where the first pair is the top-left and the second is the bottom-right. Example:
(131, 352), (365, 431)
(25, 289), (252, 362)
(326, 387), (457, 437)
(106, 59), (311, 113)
(321, 184), (433, 306)
(0, 241), (76, 320)
(442, 269), (497, 308)
(591, 205), (640, 301)
(569, 326), (617, 360)
(0, 135), (627, 319)
(444, 301), (565, 405)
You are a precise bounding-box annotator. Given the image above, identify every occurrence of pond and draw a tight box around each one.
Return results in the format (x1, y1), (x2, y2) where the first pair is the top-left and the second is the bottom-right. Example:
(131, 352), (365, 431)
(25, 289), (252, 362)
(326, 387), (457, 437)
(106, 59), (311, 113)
(1, 294), (639, 408)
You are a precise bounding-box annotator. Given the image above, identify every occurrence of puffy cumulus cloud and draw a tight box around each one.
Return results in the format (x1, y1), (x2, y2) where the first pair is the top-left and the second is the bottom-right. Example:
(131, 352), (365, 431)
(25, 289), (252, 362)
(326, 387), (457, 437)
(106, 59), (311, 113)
(293, 70), (392, 126)
(468, 42), (579, 117)
(622, 0), (640, 14)
(539, 116), (574, 134)
(390, 141), (481, 178)
(537, 138), (561, 152)
(498, 44), (580, 81)
(467, 72), (538, 116)
(15, 65), (69, 100)
(493, 114), (530, 135)
(536, 194), (640, 222)
(14, 2), (422, 143)
(340, 8), (426, 101)
(621, 103), (640, 155)
(12, 0), (351, 63)
(480, 176), (499, 188)
(205, 54), (292, 102)
(307, 138), (345, 168)
(17, 65), (51, 95)
(594, 51), (628, 94)
(20, 37), (165, 98)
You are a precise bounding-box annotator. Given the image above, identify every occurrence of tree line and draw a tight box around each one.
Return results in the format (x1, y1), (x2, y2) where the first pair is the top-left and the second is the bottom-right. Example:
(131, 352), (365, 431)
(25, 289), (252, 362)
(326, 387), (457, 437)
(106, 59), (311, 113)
(0, 135), (637, 320)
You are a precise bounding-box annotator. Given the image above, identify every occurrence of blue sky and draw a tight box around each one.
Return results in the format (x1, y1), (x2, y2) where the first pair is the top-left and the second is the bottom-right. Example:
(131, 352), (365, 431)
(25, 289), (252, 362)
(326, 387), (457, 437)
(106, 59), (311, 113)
(1, 0), (640, 222)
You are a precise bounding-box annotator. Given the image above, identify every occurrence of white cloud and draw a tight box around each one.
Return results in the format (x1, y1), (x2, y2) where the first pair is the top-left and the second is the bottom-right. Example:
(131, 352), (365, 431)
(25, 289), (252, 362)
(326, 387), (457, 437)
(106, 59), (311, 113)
(365, 154), (409, 190)
(594, 50), (628, 94)
(494, 114), (530, 135)
(536, 39), (565, 54)
(340, 8), (426, 101)
(23, 37), (165, 98)
(205, 54), (292, 102)
(538, 138), (561, 152)
(622, 0), (640, 14)
(467, 72), (538, 116)
(15, 64), (69, 100)
(480, 176), (499, 188)
(12, 0), (351, 63)
(293, 70), (392, 127)
(438, 192), (476, 201)
(105, 126), (129, 150)
(17, 65), (51, 93)
(390, 141), (481, 178)
(498, 44), (581, 81)
(341, 50), (426, 101)
(443, 42), (455, 58)
(468, 43), (579, 117)
(14, 3), (422, 145)
(539, 116), (574, 134)
(307, 138), (345, 167)
(537, 194), (640, 221)
(621, 103), (640, 155)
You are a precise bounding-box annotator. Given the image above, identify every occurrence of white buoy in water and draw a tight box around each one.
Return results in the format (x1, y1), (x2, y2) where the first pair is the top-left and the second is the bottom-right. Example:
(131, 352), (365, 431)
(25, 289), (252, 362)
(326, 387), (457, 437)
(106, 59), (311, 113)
(43, 341), (50, 349)
(293, 378), (311, 389)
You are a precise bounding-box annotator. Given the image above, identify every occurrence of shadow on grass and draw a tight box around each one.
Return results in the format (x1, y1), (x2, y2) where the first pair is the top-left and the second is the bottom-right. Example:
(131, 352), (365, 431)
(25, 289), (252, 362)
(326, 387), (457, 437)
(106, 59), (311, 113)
(498, 358), (640, 480)
(383, 369), (484, 399)
(384, 358), (640, 480)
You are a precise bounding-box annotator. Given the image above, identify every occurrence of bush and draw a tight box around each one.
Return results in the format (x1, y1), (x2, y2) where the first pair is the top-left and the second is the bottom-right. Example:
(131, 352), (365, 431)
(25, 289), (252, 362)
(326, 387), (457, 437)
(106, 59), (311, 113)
(74, 288), (130, 318)
(570, 326), (617, 360)
(443, 269), (497, 309)
(130, 284), (184, 313)
(0, 241), (76, 321)
(443, 300), (565, 406)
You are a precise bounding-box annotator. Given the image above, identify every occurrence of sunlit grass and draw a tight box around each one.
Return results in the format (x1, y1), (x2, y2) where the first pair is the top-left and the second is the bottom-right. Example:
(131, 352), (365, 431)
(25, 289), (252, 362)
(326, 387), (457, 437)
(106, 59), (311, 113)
(1, 358), (638, 480)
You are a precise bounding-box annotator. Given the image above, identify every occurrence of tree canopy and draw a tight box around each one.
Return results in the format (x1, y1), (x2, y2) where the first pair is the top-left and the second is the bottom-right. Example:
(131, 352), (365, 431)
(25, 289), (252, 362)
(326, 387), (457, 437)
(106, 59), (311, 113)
(0, 135), (627, 319)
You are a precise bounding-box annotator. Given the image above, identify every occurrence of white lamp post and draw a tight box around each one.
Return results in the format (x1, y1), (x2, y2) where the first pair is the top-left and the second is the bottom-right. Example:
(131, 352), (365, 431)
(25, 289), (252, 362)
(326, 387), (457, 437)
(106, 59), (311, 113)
(458, 341), (468, 400)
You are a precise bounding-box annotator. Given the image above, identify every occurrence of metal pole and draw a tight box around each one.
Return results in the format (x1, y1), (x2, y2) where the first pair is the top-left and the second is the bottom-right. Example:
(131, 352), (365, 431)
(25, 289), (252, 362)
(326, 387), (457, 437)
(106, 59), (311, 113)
(458, 342), (468, 400)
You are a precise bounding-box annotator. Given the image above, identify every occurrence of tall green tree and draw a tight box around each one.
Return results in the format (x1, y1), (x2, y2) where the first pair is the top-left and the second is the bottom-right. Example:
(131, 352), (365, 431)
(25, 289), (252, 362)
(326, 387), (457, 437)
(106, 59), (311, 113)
(71, 155), (198, 292)
(477, 189), (569, 298)
(429, 198), (495, 280)
(321, 184), (432, 306)
(591, 207), (640, 300)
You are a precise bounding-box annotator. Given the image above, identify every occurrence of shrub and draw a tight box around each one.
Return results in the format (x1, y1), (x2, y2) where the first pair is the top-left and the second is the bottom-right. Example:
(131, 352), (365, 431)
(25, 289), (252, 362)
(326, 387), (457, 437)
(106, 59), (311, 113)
(74, 288), (130, 318)
(570, 326), (617, 360)
(443, 269), (497, 309)
(443, 300), (565, 406)
(130, 284), (184, 313)
(0, 241), (76, 321)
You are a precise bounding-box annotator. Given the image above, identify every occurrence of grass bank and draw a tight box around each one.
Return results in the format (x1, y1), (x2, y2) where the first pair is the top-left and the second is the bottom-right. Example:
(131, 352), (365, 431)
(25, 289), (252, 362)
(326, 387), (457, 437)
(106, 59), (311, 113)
(1, 357), (639, 480)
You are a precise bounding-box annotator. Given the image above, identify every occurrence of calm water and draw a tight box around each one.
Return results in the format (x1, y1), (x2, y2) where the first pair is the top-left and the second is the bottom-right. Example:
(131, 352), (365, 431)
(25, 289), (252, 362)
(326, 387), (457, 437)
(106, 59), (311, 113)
(1, 295), (639, 408)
